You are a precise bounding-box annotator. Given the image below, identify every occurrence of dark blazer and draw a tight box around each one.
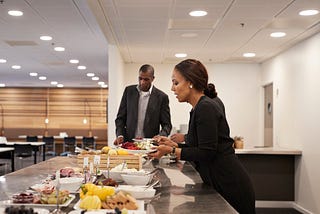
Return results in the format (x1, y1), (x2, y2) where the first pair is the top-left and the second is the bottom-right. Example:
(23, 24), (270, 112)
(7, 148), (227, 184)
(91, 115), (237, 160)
(115, 85), (172, 142)
(179, 96), (255, 214)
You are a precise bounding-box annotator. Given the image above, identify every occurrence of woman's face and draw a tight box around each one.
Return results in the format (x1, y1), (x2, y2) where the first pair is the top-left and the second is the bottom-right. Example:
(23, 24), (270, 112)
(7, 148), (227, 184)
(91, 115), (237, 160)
(171, 69), (191, 103)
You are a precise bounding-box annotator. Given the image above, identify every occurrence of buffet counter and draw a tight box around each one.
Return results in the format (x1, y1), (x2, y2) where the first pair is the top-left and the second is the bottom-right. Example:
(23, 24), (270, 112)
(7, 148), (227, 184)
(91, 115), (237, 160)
(235, 147), (302, 201)
(0, 157), (237, 213)
(235, 147), (302, 155)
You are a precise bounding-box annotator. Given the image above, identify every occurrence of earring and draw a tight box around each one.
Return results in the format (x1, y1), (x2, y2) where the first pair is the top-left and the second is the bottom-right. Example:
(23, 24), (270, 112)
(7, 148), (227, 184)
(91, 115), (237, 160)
(189, 85), (193, 89)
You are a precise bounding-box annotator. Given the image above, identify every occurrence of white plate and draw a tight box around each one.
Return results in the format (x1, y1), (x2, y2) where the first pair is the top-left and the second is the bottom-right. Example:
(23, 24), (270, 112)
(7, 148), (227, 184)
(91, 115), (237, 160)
(69, 210), (146, 214)
(0, 194), (75, 208)
(0, 207), (49, 214)
(122, 148), (157, 154)
(116, 185), (156, 199)
(73, 199), (144, 212)
(30, 183), (55, 192)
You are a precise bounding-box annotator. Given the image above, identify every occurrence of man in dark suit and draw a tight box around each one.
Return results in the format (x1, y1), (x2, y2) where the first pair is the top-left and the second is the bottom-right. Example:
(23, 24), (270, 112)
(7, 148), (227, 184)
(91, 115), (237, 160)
(114, 64), (172, 144)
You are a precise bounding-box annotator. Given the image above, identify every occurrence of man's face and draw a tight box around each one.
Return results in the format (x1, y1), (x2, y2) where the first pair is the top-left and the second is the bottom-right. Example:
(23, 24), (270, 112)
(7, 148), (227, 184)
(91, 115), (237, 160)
(138, 71), (154, 91)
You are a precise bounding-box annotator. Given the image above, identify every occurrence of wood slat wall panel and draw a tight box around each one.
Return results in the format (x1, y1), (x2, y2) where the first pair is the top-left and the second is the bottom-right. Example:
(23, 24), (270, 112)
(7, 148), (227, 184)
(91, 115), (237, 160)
(0, 87), (108, 142)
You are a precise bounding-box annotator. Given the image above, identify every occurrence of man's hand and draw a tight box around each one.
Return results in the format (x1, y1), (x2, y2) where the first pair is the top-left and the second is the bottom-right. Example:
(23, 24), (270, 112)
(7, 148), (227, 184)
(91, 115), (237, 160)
(113, 136), (124, 145)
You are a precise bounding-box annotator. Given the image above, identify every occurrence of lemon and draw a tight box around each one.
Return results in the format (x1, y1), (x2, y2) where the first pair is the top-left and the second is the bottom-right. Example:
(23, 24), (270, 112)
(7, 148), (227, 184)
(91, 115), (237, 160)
(80, 195), (101, 210)
(94, 186), (115, 201)
(117, 149), (129, 155)
(101, 146), (110, 154)
(108, 149), (117, 155)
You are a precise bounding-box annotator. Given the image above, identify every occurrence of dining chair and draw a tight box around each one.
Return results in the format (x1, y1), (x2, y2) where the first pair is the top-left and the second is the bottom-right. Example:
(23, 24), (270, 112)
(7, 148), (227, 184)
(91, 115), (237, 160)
(82, 136), (96, 150)
(42, 136), (55, 156)
(26, 135), (39, 157)
(61, 136), (76, 156)
(0, 162), (9, 175)
(15, 144), (33, 169)
(26, 136), (38, 142)
(0, 137), (11, 174)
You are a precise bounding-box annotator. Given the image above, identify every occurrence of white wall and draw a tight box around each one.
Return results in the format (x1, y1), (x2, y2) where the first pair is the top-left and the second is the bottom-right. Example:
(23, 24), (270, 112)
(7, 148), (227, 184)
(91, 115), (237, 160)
(107, 44), (124, 146)
(261, 33), (320, 213)
(117, 63), (262, 148)
(107, 32), (320, 213)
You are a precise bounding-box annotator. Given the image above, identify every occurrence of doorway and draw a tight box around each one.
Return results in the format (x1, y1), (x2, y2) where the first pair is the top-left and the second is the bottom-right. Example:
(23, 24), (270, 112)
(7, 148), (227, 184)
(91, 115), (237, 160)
(264, 84), (273, 147)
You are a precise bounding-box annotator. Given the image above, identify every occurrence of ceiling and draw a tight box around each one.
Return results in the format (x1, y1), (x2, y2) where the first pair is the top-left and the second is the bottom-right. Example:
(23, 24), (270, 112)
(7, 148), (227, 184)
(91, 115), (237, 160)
(0, 0), (108, 88)
(1, 0), (320, 87)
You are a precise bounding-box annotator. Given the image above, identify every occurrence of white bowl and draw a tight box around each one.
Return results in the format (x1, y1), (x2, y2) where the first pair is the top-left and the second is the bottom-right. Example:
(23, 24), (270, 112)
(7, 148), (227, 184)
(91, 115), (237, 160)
(57, 177), (83, 192)
(121, 173), (152, 186)
(102, 168), (144, 182)
(117, 185), (156, 199)
(102, 170), (126, 182)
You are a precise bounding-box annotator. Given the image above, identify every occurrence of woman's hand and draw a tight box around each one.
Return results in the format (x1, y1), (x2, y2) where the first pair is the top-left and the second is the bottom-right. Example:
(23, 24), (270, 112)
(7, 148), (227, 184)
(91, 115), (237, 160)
(153, 136), (178, 148)
(148, 145), (172, 159)
(170, 133), (185, 143)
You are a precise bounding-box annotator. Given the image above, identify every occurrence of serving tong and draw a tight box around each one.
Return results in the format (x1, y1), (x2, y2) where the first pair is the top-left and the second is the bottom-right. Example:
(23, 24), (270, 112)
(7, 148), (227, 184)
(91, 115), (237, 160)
(144, 180), (160, 191)
(50, 171), (65, 214)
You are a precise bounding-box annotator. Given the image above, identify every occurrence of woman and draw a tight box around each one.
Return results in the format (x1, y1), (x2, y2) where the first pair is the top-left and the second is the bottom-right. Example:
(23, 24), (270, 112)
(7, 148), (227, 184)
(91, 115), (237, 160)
(149, 59), (256, 214)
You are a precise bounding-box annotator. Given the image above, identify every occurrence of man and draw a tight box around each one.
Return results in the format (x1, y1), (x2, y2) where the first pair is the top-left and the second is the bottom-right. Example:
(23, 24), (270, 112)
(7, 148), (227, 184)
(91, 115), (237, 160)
(114, 64), (172, 144)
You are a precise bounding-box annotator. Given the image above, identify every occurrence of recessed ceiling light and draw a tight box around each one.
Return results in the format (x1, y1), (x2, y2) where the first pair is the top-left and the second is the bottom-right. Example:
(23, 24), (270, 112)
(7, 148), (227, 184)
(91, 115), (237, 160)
(29, 72), (38, 77)
(69, 59), (79, 64)
(0, 59), (7, 63)
(77, 65), (86, 70)
(181, 33), (198, 38)
(39, 76), (47, 80)
(175, 53), (187, 58)
(299, 9), (319, 16)
(243, 53), (256, 58)
(54, 47), (65, 52)
(101, 84), (108, 88)
(40, 36), (52, 41)
(8, 10), (23, 16)
(57, 84), (64, 88)
(189, 10), (207, 17)
(86, 73), (95, 77)
(270, 32), (286, 38)
(51, 81), (58, 85)
(12, 65), (21, 69)
(0, 83), (5, 87)
(92, 76), (99, 81)
(98, 81), (105, 85)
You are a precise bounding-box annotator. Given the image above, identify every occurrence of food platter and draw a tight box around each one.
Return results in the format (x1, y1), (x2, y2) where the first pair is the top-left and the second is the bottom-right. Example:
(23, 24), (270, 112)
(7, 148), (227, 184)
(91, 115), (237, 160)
(122, 148), (157, 154)
(121, 139), (157, 154)
(0, 194), (75, 208)
(0, 207), (49, 214)
(73, 199), (145, 213)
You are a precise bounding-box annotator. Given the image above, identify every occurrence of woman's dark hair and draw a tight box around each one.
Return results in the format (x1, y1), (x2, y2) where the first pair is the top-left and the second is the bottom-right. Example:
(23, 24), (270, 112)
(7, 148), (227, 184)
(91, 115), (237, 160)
(204, 83), (218, 98)
(175, 59), (217, 98)
(174, 59), (208, 91)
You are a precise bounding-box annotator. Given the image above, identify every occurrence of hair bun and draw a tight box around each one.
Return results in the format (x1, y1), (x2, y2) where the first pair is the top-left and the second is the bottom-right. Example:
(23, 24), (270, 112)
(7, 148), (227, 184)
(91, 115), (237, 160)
(204, 83), (217, 98)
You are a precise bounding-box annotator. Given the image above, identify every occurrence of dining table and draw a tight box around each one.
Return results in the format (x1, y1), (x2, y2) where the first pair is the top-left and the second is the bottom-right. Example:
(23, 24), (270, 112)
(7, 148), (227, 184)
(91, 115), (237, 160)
(0, 156), (238, 214)
(0, 141), (45, 164)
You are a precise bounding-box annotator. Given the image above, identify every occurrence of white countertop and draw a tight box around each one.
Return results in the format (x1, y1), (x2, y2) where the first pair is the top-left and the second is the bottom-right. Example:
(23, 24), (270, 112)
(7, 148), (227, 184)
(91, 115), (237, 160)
(0, 147), (14, 153)
(18, 135), (98, 139)
(1, 142), (45, 146)
(235, 147), (302, 155)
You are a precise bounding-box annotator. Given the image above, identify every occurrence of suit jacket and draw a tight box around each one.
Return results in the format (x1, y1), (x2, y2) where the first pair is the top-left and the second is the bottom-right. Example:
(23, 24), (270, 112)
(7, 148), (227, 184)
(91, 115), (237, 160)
(115, 85), (172, 142)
